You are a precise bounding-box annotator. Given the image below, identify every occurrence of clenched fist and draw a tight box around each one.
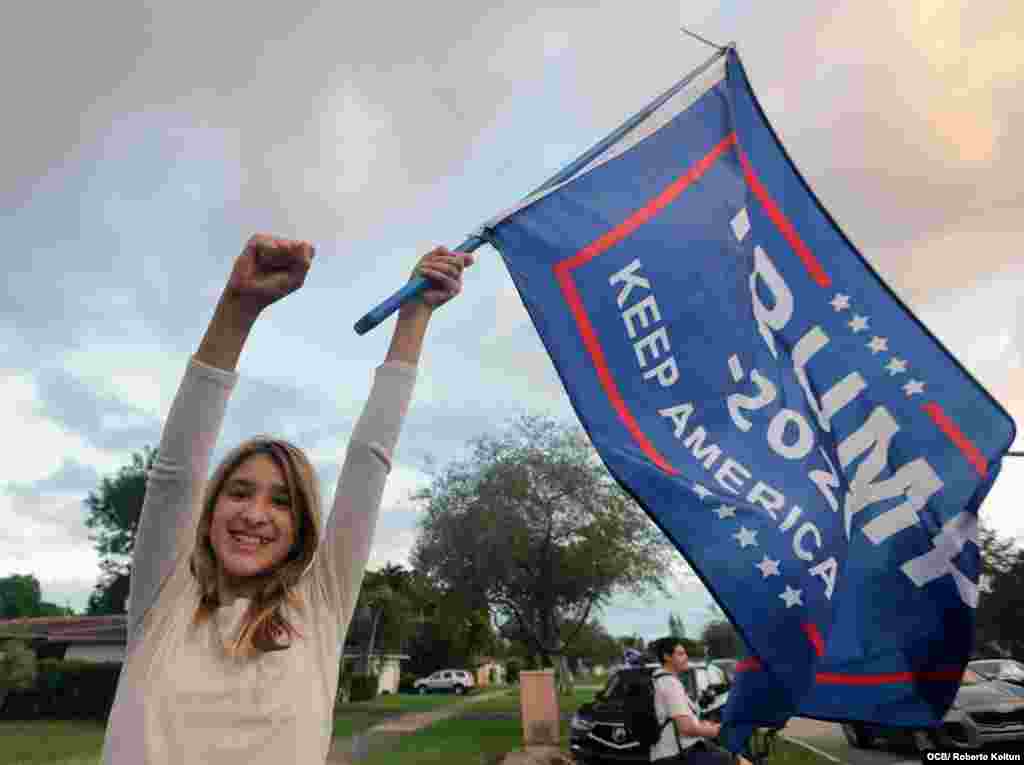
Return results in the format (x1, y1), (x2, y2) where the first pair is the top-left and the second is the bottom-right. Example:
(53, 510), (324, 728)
(225, 234), (315, 316)
(409, 246), (474, 310)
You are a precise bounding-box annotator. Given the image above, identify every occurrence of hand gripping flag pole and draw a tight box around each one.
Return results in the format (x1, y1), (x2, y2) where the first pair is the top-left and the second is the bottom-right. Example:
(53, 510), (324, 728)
(353, 46), (732, 336)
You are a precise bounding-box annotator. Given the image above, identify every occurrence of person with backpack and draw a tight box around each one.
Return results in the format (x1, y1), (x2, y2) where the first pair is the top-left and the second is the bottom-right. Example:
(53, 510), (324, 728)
(647, 637), (752, 764)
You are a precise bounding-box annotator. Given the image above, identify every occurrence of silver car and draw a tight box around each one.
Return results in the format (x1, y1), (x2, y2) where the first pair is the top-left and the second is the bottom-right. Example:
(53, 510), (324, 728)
(413, 668), (475, 695)
(842, 668), (1024, 752)
(969, 659), (1024, 690)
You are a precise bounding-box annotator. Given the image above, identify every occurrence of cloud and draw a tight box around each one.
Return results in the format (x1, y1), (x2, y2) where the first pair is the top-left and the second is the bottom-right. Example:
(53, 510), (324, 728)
(3, 0), (1022, 629)
(0, 492), (95, 562)
(8, 459), (100, 496)
(32, 368), (162, 454)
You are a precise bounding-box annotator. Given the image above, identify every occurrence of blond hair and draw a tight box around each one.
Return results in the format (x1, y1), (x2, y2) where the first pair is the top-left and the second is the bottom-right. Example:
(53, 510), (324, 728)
(190, 436), (322, 658)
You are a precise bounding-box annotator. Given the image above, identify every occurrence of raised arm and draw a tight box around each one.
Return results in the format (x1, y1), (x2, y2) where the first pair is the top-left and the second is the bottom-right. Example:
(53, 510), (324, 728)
(128, 235), (314, 637)
(320, 247), (473, 632)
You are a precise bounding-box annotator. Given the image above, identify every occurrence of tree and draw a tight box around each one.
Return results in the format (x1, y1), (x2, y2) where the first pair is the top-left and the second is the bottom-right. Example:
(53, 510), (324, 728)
(560, 620), (621, 672)
(83, 447), (156, 615)
(411, 415), (674, 693)
(975, 523), (1024, 658)
(350, 563), (416, 674)
(701, 619), (744, 659)
(668, 612), (686, 639)
(617, 634), (646, 652)
(400, 572), (497, 677)
(0, 574), (74, 618)
(0, 574), (42, 619)
(0, 624), (37, 710)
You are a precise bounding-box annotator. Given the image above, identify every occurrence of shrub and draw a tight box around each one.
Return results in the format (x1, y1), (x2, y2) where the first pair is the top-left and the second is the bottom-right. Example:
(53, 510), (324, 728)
(1, 658), (121, 721)
(505, 659), (521, 685)
(398, 672), (418, 693)
(349, 673), (378, 702)
(0, 638), (37, 692)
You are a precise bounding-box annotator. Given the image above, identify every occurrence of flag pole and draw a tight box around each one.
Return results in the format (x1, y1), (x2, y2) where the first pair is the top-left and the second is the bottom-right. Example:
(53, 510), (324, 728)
(679, 26), (728, 52)
(352, 233), (487, 335)
(353, 45), (731, 336)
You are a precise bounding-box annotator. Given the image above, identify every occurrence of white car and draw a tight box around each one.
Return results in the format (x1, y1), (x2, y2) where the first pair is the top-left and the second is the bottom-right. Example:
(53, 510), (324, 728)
(413, 669), (475, 695)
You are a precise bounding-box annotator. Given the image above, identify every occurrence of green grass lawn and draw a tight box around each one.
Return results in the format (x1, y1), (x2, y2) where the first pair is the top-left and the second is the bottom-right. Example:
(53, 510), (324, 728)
(0, 690), (833, 765)
(352, 688), (835, 765)
(0, 720), (106, 765)
(0, 691), (475, 764)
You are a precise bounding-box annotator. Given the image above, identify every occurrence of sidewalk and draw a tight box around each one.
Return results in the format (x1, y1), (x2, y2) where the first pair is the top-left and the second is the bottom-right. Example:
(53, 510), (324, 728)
(326, 690), (508, 764)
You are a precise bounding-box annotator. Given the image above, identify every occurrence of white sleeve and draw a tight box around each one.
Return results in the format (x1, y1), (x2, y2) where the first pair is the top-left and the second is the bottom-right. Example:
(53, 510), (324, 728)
(665, 677), (695, 721)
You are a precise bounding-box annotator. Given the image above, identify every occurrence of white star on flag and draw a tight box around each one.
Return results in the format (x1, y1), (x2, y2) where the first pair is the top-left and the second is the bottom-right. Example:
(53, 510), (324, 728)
(830, 294), (850, 312)
(904, 379), (926, 396)
(867, 336), (888, 354)
(693, 483), (713, 500)
(779, 585), (803, 608)
(733, 527), (758, 548)
(848, 315), (869, 333)
(714, 505), (737, 520)
(886, 358), (907, 375)
(755, 555), (781, 578)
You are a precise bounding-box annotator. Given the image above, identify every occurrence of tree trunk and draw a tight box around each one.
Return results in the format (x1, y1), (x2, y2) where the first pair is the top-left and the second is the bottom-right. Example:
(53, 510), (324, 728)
(555, 654), (575, 696)
(363, 607), (382, 675)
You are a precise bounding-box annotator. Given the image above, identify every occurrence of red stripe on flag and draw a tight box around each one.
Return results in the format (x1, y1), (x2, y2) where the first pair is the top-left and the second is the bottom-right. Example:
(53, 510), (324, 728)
(735, 658), (962, 686)
(554, 132), (739, 476)
(921, 402), (989, 478)
(563, 133), (738, 271)
(802, 623), (825, 658)
(736, 657), (762, 672)
(554, 265), (678, 476)
(736, 148), (831, 289)
(816, 669), (963, 686)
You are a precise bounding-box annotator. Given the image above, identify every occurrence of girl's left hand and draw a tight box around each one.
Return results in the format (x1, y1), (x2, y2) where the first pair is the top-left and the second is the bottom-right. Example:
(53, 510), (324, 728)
(410, 247), (474, 309)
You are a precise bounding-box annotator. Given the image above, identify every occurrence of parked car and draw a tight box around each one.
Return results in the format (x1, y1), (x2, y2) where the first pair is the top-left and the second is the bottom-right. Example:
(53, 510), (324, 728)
(413, 669), (475, 695)
(841, 668), (1024, 752)
(569, 662), (730, 763)
(709, 658), (739, 684)
(969, 659), (1024, 689)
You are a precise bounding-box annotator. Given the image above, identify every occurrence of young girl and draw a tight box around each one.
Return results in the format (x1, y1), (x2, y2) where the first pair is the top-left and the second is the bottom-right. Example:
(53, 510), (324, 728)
(101, 234), (473, 764)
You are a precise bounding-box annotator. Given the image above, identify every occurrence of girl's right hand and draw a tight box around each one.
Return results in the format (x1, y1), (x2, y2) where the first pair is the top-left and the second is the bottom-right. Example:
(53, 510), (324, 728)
(224, 234), (315, 316)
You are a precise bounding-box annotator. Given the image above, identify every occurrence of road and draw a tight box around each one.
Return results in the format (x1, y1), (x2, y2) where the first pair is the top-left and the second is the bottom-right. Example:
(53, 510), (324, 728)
(781, 718), (918, 765)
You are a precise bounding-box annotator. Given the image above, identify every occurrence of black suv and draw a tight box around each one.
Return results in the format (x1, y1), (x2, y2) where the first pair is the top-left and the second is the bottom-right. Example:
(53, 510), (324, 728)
(570, 663), (730, 763)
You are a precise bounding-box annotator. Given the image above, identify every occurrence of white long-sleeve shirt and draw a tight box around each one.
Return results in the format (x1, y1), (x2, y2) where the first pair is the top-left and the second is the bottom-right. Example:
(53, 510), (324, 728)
(101, 356), (416, 764)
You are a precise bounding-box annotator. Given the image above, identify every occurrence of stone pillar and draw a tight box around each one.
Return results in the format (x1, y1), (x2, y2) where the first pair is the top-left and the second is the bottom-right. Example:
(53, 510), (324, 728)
(519, 669), (559, 747)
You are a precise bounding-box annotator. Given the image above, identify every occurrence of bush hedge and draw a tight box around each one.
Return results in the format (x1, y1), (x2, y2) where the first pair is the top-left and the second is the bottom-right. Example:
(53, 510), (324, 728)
(398, 672), (418, 693)
(505, 658), (521, 685)
(348, 673), (378, 702)
(0, 659), (122, 721)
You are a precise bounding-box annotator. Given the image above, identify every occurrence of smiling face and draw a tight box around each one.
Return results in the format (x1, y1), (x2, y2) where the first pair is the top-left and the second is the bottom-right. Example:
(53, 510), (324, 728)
(209, 453), (298, 590)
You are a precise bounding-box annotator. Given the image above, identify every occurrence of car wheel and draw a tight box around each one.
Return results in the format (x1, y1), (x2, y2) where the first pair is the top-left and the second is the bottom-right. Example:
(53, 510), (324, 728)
(418, 686), (428, 695)
(841, 723), (874, 748)
(912, 729), (939, 753)
(454, 684), (465, 695)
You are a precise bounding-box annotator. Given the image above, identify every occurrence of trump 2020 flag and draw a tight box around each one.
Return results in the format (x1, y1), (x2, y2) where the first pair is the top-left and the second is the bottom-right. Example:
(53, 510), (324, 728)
(474, 47), (1017, 751)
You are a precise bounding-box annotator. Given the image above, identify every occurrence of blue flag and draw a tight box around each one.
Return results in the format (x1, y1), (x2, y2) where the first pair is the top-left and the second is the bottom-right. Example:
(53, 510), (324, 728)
(476, 48), (1017, 752)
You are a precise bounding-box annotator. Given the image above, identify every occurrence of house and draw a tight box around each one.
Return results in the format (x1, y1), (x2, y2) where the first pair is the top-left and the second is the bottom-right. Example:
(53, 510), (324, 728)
(340, 650), (410, 695)
(0, 616), (127, 663)
(0, 615), (410, 696)
(474, 657), (506, 687)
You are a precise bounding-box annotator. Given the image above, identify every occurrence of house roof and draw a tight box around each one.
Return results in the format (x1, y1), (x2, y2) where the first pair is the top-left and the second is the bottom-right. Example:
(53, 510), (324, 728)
(0, 615), (127, 644)
(0, 617), (418, 654)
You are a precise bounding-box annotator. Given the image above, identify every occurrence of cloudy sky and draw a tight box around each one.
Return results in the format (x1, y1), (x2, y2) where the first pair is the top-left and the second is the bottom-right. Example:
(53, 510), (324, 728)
(3, 1), (1021, 643)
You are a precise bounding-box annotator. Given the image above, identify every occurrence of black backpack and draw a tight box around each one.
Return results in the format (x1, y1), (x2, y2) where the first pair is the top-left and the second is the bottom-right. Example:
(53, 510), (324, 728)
(624, 670), (674, 748)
